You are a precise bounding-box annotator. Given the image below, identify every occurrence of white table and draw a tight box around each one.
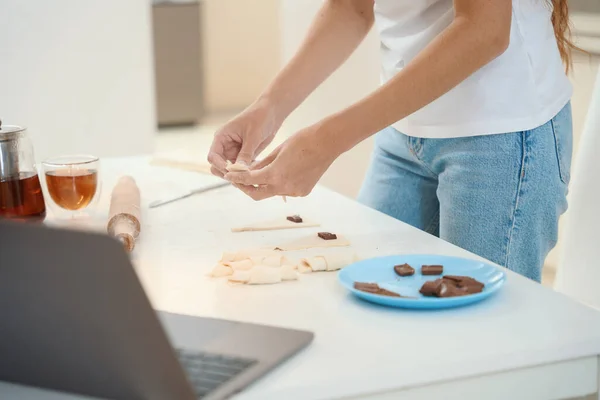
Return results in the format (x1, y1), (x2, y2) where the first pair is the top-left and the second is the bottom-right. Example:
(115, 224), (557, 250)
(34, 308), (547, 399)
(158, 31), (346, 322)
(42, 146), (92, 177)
(2, 156), (600, 400)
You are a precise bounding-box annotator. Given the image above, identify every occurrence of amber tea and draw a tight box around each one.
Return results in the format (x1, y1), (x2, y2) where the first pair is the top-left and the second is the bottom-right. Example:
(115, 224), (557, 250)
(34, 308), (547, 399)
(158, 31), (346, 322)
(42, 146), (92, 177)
(45, 169), (98, 210)
(0, 172), (46, 221)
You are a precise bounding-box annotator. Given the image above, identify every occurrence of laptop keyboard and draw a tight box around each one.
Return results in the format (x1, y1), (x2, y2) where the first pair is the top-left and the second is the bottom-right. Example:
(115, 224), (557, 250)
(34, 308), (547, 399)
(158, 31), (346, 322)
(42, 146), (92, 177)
(176, 348), (257, 399)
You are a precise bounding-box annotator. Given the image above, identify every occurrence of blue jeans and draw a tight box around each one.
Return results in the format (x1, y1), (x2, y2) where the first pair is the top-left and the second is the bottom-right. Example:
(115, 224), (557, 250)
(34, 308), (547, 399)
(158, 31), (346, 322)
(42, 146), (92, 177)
(358, 103), (573, 282)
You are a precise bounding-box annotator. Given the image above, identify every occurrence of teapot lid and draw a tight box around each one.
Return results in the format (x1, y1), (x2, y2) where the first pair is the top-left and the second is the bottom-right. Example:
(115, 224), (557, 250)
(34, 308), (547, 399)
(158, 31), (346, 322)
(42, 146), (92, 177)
(0, 119), (26, 141)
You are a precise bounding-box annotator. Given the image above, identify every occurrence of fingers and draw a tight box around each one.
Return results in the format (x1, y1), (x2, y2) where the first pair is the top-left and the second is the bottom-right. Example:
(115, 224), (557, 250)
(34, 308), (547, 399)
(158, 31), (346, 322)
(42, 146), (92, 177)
(225, 167), (272, 186)
(236, 137), (260, 166)
(233, 183), (278, 201)
(251, 145), (281, 170)
(207, 141), (229, 174)
(210, 166), (225, 179)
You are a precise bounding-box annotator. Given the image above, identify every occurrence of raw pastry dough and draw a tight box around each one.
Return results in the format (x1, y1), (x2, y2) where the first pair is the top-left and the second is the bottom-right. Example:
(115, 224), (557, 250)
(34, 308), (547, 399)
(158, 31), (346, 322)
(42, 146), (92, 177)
(272, 234), (350, 251)
(324, 253), (357, 271)
(280, 265), (298, 281)
(220, 251), (237, 263)
(231, 217), (320, 233)
(261, 254), (291, 267)
(220, 249), (277, 263)
(297, 263), (312, 274)
(247, 266), (282, 284)
(209, 263), (233, 277)
(298, 253), (357, 273)
(299, 257), (327, 273)
(229, 270), (251, 283)
(224, 259), (254, 271)
(226, 161), (250, 172)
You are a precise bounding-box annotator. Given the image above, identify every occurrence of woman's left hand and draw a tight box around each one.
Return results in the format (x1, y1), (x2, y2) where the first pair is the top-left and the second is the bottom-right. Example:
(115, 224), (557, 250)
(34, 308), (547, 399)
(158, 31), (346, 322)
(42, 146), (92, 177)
(224, 124), (340, 201)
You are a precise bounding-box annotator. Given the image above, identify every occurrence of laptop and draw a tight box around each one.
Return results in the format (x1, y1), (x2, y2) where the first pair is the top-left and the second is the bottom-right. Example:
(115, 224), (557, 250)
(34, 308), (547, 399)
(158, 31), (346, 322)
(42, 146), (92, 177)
(0, 221), (313, 400)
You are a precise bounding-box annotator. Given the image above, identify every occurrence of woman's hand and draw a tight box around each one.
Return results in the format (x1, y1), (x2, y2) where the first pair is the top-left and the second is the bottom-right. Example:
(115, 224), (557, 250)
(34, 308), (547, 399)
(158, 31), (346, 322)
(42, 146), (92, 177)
(224, 124), (341, 201)
(207, 99), (282, 177)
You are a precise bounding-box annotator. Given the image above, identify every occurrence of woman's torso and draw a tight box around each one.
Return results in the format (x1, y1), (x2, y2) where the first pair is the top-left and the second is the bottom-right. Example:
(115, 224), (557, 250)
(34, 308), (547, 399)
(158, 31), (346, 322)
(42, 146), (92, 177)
(374, 0), (572, 138)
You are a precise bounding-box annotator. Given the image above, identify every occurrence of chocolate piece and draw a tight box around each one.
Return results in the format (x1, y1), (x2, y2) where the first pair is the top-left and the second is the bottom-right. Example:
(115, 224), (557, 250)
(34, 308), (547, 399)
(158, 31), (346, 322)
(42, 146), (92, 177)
(419, 275), (485, 298)
(353, 282), (401, 297)
(419, 279), (443, 296)
(421, 264), (444, 275)
(443, 275), (485, 293)
(353, 282), (380, 293)
(317, 232), (337, 240)
(394, 263), (415, 277)
(435, 281), (469, 298)
(377, 288), (402, 297)
(286, 215), (303, 223)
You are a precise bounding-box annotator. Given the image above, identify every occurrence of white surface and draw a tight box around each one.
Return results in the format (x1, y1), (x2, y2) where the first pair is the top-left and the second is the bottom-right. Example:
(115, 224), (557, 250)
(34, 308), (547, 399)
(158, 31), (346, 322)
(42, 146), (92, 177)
(0, 0), (156, 161)
(14, 156), (599, 400)
(555, 68), (600, 309)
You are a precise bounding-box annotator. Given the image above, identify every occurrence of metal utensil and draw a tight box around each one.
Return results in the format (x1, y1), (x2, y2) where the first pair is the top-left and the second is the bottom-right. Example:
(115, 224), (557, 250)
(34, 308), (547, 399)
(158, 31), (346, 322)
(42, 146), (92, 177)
(149, 181), (230, 209)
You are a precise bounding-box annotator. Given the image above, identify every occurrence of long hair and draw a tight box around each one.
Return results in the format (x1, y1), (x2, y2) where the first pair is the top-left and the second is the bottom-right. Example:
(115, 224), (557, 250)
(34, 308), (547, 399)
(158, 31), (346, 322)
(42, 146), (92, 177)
(550, 0), (577, 73)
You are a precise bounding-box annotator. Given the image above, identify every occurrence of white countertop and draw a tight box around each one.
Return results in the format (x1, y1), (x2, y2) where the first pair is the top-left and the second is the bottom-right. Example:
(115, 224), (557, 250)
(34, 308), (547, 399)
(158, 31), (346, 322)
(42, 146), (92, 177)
(10, 156), (600, 399)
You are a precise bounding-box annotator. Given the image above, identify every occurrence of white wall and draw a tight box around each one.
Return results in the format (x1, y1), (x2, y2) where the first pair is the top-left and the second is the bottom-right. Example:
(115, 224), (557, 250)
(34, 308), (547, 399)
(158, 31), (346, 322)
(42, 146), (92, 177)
(279, 0), (381, 198)
(0, 0), (156, 162)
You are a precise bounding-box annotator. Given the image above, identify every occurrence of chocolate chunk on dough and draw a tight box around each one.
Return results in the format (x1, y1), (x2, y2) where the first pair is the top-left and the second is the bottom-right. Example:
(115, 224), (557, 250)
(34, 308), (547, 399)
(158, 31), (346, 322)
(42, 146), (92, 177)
(286, 215), (303, 223)
(318, 232), (337, 240)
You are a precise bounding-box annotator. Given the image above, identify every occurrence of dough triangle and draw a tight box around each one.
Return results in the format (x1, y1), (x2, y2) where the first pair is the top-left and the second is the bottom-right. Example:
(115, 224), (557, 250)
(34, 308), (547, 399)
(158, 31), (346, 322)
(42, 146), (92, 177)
(271, 234), (350, 251)
(231, 217), (320, 233)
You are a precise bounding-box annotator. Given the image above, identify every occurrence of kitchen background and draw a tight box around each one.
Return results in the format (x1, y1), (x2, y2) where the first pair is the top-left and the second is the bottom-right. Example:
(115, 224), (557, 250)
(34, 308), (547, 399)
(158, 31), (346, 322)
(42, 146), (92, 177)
(1, 0), (599, 284)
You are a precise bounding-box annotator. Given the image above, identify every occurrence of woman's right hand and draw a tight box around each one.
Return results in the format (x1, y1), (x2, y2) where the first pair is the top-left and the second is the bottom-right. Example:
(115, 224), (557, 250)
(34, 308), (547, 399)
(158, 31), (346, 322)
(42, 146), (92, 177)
(207, 99), (282, 177)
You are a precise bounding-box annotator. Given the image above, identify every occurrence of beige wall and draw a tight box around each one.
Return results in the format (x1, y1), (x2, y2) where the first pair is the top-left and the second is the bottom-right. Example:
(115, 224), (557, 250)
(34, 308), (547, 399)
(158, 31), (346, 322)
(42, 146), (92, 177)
(279, 0), (381, 198)
(201, 0), (281, 114)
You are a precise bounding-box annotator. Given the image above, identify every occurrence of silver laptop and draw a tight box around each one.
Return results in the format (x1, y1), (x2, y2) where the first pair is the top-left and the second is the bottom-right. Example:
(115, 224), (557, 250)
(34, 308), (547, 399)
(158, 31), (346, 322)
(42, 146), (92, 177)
(0, 221), (313, 400)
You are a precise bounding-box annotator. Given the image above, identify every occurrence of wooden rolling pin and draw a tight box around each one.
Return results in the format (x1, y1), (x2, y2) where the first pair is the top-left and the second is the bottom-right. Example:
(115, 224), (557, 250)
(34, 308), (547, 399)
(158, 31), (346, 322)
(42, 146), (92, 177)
(107, 176), (141, 252)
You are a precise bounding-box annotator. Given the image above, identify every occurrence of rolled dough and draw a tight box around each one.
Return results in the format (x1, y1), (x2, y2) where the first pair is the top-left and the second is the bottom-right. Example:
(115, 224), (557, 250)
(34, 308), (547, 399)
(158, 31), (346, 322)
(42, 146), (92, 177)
(209, 263), (233, 277)
(229, 270), (251, 283)
(325, 253), (358, 271)
(261, 254), (291, 267)
(231, 217), (320, 233)
(280, 265), (298, 281)
(220, 251), (237, 263)
(226, 161), (250, 172)
(272, 234), (350, 251)
(300, 257), (327, 273)
(224, 259), (254, 271)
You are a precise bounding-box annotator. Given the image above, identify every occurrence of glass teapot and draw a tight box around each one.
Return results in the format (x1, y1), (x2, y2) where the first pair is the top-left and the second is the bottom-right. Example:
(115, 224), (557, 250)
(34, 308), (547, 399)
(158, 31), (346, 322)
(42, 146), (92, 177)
(0, 119), (46, 221)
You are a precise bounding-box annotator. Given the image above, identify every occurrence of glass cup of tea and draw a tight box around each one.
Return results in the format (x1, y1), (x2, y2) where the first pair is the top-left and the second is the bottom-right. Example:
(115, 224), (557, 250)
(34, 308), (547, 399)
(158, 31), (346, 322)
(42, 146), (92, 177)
(41, 155), (101, 219)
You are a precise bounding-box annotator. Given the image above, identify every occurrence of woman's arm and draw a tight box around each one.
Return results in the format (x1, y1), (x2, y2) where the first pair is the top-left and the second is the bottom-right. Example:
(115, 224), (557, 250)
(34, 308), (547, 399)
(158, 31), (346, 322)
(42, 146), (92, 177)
(224, 0), (513, 200)
(261, 0), (375, 122)
(320, 0), (511, 156)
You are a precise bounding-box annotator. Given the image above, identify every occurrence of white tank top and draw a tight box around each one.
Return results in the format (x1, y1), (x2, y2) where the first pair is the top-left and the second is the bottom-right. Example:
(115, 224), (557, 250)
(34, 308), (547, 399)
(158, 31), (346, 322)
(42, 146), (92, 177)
(374, 0), (573, 138)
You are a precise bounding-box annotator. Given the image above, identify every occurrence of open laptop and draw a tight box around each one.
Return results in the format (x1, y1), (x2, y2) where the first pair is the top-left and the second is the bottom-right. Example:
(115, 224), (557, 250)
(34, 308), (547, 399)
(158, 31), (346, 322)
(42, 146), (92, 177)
(0, 221), (313, 400)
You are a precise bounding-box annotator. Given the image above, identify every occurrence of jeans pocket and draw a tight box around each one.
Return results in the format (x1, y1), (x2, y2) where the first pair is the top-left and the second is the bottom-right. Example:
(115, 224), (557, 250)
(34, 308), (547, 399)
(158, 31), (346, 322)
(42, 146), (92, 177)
(550, 103), (573, 185)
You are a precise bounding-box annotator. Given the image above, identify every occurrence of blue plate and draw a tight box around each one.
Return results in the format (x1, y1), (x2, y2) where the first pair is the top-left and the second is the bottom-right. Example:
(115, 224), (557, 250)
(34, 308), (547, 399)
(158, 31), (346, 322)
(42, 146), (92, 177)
(338, 254), (506, 309)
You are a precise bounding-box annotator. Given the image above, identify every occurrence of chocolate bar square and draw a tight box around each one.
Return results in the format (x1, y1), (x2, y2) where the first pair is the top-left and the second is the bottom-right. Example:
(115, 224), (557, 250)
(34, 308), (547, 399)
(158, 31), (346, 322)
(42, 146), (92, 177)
(317, 232), (337, 240)
(421, 264), (443, 275)
(394, 263), (415, 277)
(419, 279), (443, 296)
(286, 215), (303, 223)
